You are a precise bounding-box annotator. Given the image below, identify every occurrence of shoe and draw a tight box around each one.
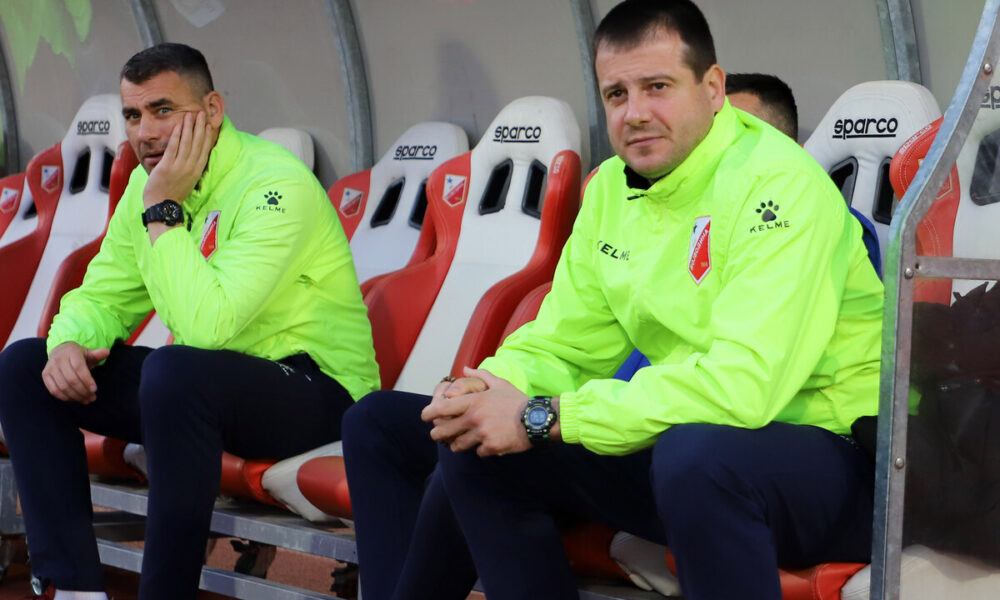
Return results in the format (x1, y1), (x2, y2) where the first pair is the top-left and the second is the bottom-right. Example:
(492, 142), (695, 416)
(20, 582), (53, 599)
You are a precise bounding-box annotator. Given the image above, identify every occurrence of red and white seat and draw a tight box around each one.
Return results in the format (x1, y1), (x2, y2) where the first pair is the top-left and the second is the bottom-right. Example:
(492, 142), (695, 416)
(330, 122), (469, 289)
(804, 80), (941, 268)
(0, 94), (126, 349)
(262, 96), (583, 523)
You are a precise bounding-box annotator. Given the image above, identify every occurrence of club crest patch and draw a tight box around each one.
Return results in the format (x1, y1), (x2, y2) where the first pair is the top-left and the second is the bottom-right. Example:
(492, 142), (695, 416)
(200, 211), (220, 259)
(688, 216), (711, 284)
(443, 174), (467, 207)
(339, 188), (363, 217)
(0, 187), (19, 213)
(41, 166), (61, 193)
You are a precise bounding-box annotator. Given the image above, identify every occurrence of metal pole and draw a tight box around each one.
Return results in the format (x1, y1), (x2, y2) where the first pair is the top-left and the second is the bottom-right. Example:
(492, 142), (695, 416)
(0, 36), (19, 175)
(874, 0), (922, 83)
(870, 2), (1000, 598)
(324, 0), (374, 172)
(129, 0), (165, 48)
(569, 0), (611, 171)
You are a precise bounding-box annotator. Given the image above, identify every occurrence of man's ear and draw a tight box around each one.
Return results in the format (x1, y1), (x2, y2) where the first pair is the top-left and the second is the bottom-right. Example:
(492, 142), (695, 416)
(205, 90), (225, 129)
(705, 65), (726, 112)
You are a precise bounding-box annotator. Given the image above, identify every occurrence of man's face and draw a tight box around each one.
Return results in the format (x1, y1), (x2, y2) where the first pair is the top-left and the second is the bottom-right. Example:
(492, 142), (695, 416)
(596, 30), (724, 181)
(120, 70), (217, 173)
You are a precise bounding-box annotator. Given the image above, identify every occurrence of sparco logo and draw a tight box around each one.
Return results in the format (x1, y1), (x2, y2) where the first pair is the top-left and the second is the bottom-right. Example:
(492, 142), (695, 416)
(981, 85), (1000, 109)
(494, 125), (542, 143)
(76, 120), (111, 135)
(832, 117), (898, 139)
(394, 144), (438, 160)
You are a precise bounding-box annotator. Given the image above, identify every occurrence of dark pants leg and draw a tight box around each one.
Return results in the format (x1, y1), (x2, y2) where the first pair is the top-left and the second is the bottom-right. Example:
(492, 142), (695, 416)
(0, 339), (354, 599)
(438, 422), (874, 600)
(341, 391), (476, 600)
(0, 338), (151, 591)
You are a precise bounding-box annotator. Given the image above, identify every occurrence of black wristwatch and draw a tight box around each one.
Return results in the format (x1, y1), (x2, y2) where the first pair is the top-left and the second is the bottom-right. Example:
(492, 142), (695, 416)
(142, 199), (184, 228)
(521, 396), (557, 444)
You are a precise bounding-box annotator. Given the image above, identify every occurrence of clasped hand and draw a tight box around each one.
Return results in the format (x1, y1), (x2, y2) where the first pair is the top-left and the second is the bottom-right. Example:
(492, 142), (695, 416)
(421, 366), (532, 457)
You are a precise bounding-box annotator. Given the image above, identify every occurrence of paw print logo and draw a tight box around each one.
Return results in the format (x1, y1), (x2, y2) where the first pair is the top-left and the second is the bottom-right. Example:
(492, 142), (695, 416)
(265, 191), (282, 205)
(756, 200), (779, 222)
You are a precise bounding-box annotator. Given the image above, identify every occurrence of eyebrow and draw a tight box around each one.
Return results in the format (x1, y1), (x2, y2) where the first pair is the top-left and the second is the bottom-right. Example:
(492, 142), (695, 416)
(600, 74), (677, 96)
(121, 97), (175, 117)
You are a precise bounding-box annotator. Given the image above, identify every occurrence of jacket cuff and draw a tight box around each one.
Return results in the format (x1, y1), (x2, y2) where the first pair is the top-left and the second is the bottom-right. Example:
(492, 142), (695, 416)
(557, 391), (581, 444)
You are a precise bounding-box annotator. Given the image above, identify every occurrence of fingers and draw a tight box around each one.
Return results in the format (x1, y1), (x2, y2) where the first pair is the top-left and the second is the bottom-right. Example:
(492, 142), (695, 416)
(462, 366), (504, 389)
(42, 347), (97, 403)
(421, 391), (470, 423)
(84, 347), (111, 369)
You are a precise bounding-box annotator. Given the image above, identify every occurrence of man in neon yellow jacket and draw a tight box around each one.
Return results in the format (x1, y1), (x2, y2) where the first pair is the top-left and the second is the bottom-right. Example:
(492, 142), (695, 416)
(342, 2), (881, 599)
(0, 43), (378, 600)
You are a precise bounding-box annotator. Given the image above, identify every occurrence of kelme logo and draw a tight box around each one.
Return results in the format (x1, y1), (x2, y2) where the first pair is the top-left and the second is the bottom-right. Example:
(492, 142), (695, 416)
(256, 190), (286, 213)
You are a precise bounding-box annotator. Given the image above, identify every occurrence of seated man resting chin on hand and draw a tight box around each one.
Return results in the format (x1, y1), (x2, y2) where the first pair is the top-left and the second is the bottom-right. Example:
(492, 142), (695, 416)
(0, 42), (378, 600)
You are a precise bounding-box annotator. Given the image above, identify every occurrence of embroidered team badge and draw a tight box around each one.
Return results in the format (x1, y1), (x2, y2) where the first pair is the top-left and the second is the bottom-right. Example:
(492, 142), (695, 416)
(443, 174), (467, 207)
(0, 187), (19, 214)
(688, 216), (711, 284)
(41, 166), (61, 193)
(200, 211), (220, 259)
(339, 188), (363, 217)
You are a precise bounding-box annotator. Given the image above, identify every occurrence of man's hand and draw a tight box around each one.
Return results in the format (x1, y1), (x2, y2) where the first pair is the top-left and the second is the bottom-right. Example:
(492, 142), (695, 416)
(41, 342), (111, 404)
(143, 110), (213, 210)
(422, 367), (534, 457)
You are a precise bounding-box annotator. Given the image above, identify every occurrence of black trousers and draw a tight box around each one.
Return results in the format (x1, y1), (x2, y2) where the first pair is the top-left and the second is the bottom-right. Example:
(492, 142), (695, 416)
(344, 390), (875, 600)
(0, 338), (354, 599)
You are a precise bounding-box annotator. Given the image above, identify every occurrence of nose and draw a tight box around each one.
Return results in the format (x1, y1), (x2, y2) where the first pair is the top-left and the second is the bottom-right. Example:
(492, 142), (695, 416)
(624, 93), (651, 127)
(135, 114), (158, 144)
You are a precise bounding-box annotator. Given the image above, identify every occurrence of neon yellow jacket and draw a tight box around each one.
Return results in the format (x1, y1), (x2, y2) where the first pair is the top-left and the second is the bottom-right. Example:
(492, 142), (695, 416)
(48, 117), (380, 402)
(480, 102), (883, 455)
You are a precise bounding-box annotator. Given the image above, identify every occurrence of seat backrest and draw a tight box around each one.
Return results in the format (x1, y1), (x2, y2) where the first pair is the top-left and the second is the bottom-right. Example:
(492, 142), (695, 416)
(0, 145), (64, 348)
(330, 122), (468, 284)
(0, 172), (26, 240)
(889, 117), (961, 304)
(366, 97), (581, 392)
(258, 127), (316, 172)
(804, 81), (941, 269)
(37, 140), (140, 337)
(890, 93), (1000, 300)
(3, 94), (126, 347)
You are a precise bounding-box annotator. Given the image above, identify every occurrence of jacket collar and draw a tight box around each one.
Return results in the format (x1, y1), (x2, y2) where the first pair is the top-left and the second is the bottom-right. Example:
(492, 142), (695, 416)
(184, 115), (240, 214)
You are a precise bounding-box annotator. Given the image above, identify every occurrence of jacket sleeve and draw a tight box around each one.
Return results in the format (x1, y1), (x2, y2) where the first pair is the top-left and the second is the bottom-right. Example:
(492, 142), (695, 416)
(142, 178), (322, 349)
(47, 189), (153, 353)
(478, 187), (634, 399)
(556, 170), (854, 455)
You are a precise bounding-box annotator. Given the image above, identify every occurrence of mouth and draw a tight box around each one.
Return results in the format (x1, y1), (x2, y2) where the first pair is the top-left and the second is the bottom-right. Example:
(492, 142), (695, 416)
(141, 149), (164, 169)
(626, 135), (662, 148)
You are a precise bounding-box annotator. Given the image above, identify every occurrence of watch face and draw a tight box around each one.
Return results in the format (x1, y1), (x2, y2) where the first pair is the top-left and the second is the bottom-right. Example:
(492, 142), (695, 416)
(163, 201), (184, 225)
(527, 405), (550, 428)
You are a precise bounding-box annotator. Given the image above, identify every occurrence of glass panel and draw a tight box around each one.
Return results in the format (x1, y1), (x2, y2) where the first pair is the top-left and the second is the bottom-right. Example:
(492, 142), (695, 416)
(901, 275), (1000, 598)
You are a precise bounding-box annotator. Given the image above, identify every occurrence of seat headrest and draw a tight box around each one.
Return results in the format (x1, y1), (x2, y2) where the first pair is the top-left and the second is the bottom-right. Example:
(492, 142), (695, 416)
(473, 96), (581, 173)
(375, 121), (469, 182)
(258, 127), (316, 171)
(61, 94), (127, 157)
(804, 81), (940, 268)
(806, 81), (940, 170)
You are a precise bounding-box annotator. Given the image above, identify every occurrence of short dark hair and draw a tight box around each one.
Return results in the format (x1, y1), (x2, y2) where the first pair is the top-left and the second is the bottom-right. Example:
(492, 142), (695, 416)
(594, 0), (717, 79)
(726, 72), (799, 140)
(120, 43), (214, 97)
